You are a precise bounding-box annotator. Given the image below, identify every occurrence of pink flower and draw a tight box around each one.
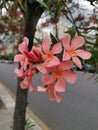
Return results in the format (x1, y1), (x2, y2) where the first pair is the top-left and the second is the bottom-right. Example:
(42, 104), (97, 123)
(38, 84), (63, 103)
(14, 37), (42, 70)
(62, 34), (91, 69)
(14, 37), (29, 69)
(41, 61), (77, 92)
(15, 64), (36, 91)
(25, 45), (42, 64)
(37, 38), (62, 73)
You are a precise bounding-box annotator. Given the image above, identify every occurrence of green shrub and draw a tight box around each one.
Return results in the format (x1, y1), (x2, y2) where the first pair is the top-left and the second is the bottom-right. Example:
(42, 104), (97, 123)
(86, 48), (98, 67)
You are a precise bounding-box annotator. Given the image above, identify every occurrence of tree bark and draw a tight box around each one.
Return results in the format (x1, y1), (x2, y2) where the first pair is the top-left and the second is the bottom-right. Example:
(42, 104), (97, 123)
(14, 2), (44, 130)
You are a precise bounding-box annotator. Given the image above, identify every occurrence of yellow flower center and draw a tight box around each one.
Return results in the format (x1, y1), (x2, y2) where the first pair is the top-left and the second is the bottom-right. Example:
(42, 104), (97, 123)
(54, 70), (62, 79)
(68, 49), (76, 57)
(44, 53), (53, 61)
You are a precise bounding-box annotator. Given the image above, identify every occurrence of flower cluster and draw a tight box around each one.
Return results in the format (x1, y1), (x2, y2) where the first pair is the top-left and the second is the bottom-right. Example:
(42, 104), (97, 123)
(14, 34), (91, 102)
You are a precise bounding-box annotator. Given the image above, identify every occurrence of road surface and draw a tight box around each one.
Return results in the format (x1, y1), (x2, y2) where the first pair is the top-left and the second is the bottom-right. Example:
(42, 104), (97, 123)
(0, 63), (98, 130)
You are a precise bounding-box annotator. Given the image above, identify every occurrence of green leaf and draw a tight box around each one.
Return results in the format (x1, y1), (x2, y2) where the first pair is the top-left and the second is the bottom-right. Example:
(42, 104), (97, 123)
(34, 37), (42, 44)
(25, 119), (35, 130)
(70, 25), (76, 38)
(2, 0), (7, 9)
(36, 0), (48, 9)
(50, 33), (58, 45)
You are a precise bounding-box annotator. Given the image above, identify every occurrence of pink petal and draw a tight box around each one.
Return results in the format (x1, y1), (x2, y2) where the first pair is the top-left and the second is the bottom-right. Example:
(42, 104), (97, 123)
(42, 38), (51, 53)
(24, 51), (38, 62)
(14, 68), (23, 77)
(55, 78), (66, 92)
(37, 63), (48, 74)
(52, 42), (62, 54)
(23, 37), (29, 45)
(20, 82), (28, 89)
(21, 77), (34, 91)
(33, 48), (42, 60)
(21, 58), (28, 70)
(50, 90), (63, 103)
(46, 66), (57, 73)
(63, 50), (71, 61)
(54, 93), (63, 103)
(42, 74), (55, 85)
(63, 70), (77, 84)
(20, 78), (28, 89)
(29, 84), (34, 91)
(32, 46), (42, 59)
(37, 86), (47, 92)
(76, 50), (91, 59)
(14, 54), (25, 62)
(58, 61), (73, 71)
(61, 34), (71, 50)
(46, 56), (60, 67)
(49, 93), (55, 101)
(72, 57), (82, 69)
(71, 36), (85, 49)
(32, 45), (41, 53)
(19, 37), (29, 53)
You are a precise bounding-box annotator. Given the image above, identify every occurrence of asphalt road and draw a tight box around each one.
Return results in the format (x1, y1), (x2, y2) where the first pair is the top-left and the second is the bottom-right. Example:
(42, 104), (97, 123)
(0, 63), (98, 130)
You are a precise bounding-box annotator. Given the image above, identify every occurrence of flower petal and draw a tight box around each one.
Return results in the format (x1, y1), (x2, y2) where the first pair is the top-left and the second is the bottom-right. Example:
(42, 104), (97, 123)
(63, 50), (71, 61)
(50, 90), (63, 103)
(20, 78), (28, 89)
(72, 57), (82, 69)
(42, 38), (51, 53)
(54, 92), (63, 103)
(14, 54), (25, 62)
(37, 86), (47, 92)
(37, 63), (47, 74)
(29, 83), (34, 91)
(24, 51), (38, 62)
(14, 68), (23, 77)
(47, 56), (60, 67)
(76, 50), (91, 59)
(19, 37), (29, 53)
(33, 48), (42, 61)
(63, 70), (77, 84)
(71, 36), (85, 49)
(52, 42), (62, 54)
(58, 61), (73, 71)
(42, 74), (55, 85)
(55, 78), (66, 92)
(61, 34), (71, 50)
(46, 66), (57, 73)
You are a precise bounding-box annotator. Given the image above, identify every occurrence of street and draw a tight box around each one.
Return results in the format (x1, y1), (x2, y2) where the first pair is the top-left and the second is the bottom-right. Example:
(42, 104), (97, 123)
(0, 63), (98, 130)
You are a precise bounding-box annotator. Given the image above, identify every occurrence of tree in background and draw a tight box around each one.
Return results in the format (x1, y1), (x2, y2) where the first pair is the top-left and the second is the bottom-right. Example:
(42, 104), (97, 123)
(0, 0), (98, 130)
(0, 1), (24, 57)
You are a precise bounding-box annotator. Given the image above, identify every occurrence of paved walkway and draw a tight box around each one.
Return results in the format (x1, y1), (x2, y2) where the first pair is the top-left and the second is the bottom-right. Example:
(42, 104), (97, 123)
(0, 82), (45, 130)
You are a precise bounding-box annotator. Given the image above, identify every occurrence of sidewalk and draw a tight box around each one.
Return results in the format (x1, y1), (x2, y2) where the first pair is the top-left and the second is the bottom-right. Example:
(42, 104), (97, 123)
(0, 82), (50, 130)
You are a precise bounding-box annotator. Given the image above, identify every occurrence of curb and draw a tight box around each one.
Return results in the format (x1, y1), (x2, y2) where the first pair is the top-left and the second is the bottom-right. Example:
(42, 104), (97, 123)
(0, 82), (50, 130)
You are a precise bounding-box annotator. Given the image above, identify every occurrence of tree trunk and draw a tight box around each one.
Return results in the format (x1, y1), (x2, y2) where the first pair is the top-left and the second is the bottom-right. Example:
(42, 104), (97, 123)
(14, 78), (28, 130)
(14, 2), (44, 130)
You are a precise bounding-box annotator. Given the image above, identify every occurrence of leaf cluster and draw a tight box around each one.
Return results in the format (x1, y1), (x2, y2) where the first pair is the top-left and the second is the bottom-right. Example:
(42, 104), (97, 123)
(10, 119), (35, 130)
